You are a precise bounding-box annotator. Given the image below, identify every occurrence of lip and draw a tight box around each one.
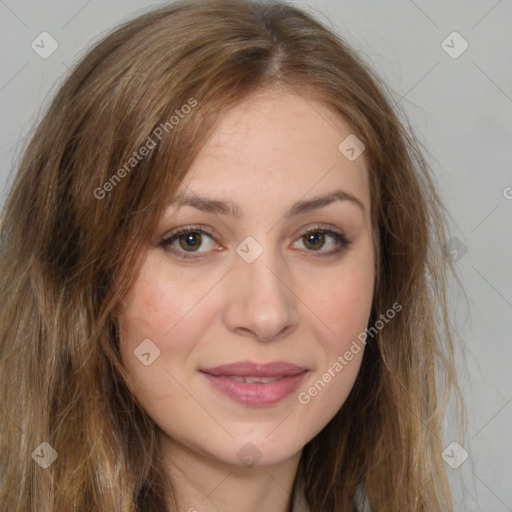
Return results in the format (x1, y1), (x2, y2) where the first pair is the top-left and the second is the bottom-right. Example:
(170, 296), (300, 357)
(200, 361), (309, 406)
(201, 361), (307, 377)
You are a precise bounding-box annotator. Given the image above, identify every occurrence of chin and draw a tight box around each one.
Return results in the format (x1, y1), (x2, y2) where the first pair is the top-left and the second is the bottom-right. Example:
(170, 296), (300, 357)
(202, 433), (303, 468)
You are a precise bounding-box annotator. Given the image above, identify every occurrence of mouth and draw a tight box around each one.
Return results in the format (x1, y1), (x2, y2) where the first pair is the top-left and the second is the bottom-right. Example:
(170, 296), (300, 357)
(201, 360), (308, 377)
(200, 361), (309, 406)
(215, 375), (284, 383)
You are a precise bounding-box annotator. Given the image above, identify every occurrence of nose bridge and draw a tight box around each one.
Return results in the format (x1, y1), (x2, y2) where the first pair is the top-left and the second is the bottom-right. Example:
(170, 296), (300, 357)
(243, 246), (282, 295)
(223, 234), (298, 341)
(237, 235), (288, 304)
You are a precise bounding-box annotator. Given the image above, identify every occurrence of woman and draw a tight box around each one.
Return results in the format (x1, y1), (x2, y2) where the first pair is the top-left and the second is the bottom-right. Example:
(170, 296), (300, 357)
(0, 0), (465, 510)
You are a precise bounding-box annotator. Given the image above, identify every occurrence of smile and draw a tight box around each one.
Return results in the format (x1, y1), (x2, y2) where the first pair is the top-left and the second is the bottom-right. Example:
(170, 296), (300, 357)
(200, 361), (309, 406)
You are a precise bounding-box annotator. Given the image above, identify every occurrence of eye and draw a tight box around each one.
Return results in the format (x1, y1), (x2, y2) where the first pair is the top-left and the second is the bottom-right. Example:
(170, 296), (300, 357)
(292, 226), (351, 257)
(160, 224), (351, 261)
(160, 226), (219, 260)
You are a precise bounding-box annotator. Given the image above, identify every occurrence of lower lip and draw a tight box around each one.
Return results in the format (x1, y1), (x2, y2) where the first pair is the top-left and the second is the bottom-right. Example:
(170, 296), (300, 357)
(201, 371), (308, 406)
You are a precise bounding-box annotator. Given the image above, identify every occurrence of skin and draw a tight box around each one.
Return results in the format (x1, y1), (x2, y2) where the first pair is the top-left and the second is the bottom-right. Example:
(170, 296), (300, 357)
(117, 88), (375, 512)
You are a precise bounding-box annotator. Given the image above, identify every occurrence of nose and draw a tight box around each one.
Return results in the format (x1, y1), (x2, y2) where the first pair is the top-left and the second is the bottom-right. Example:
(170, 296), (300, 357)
(222, 242), (299, 342)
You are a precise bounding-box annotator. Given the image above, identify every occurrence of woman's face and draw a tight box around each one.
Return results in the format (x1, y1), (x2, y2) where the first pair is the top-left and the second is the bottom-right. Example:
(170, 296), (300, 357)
(117, 89), (375, 468)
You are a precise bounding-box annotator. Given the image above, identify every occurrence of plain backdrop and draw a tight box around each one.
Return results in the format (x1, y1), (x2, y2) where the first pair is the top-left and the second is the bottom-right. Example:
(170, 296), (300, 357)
(0, 1), (511, 510)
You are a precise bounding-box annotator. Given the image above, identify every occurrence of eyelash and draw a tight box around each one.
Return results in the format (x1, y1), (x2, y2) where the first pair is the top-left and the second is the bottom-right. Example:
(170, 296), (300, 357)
(160, 224), (352, 261)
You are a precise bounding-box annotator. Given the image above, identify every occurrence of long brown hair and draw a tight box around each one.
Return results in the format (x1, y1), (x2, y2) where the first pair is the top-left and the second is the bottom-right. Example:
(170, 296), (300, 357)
(0, 0), (465, 510)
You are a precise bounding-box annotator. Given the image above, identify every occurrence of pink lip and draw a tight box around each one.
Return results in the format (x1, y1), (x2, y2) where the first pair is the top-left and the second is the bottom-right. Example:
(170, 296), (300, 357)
(200, 361), (308, 406)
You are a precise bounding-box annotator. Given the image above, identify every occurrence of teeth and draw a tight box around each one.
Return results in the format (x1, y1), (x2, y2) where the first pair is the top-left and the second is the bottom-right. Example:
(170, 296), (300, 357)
(225, 376), (282, 383)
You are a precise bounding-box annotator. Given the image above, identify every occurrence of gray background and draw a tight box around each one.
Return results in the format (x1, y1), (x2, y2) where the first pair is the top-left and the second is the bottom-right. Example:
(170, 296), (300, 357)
(1, 0), (511, 510)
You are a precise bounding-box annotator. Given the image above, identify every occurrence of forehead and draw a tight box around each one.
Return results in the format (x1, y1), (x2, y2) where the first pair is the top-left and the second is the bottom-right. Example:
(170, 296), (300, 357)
(176, 89), (370, 215)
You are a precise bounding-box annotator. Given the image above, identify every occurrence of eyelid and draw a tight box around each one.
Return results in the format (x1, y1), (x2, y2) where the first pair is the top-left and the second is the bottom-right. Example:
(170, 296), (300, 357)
(161, 224), (215, 241)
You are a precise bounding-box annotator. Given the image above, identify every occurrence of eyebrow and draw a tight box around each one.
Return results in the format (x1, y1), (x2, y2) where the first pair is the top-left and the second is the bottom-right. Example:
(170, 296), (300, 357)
(168, 188), (365, 218)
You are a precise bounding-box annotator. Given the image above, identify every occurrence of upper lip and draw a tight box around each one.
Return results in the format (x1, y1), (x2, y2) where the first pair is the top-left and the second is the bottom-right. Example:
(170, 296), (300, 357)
(201, 361), (308, 377)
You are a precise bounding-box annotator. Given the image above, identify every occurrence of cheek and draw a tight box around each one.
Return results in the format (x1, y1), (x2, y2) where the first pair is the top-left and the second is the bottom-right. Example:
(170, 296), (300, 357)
(116, 256), (220, 401)
(307, 249), (375, 352)
(294, 284), (371, 433)
(326, 276), (374, 348)
(118, 255), (220, 349)
(294, 248), (374, 414)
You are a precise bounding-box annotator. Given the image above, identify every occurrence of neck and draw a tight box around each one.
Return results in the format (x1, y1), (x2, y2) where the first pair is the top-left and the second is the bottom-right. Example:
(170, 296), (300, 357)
(160, 434), (302, 512)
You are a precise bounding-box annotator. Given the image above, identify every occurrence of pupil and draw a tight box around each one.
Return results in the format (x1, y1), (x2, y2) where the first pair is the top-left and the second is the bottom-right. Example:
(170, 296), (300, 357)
(305, 232), (324, 250)
(179, 232), (201, 251)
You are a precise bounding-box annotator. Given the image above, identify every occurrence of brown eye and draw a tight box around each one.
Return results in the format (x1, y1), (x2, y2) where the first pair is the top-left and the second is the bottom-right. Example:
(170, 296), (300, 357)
(178, 231), (203, 251)
(161, 226), (217, 259)
(302, 231), (326, 251)
(293, 227), (351, 257)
